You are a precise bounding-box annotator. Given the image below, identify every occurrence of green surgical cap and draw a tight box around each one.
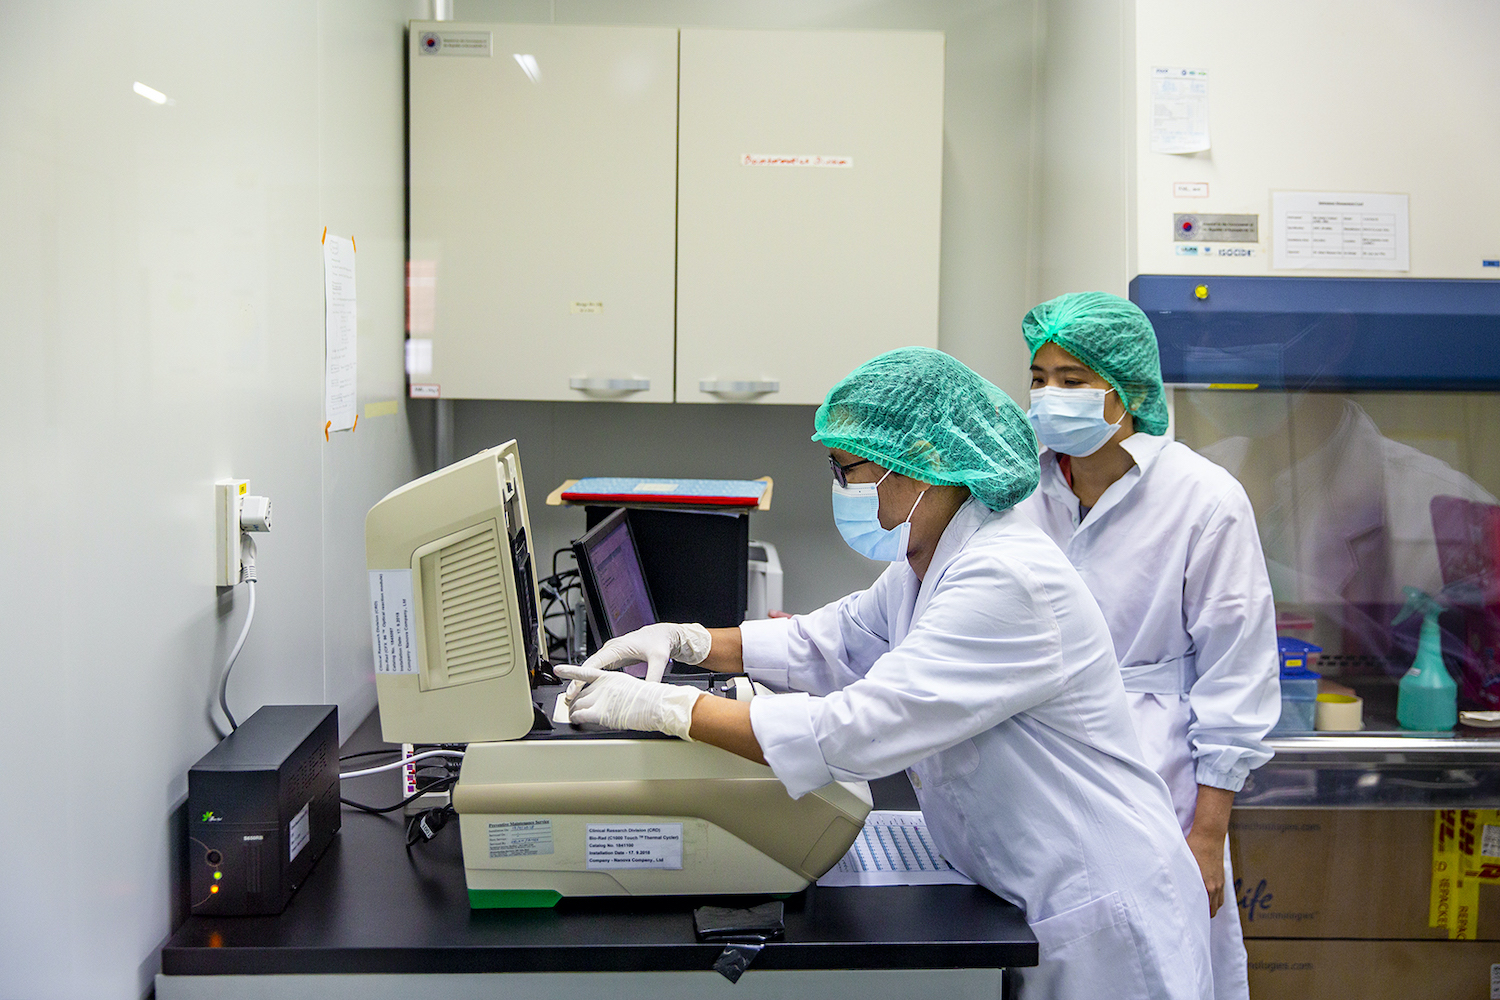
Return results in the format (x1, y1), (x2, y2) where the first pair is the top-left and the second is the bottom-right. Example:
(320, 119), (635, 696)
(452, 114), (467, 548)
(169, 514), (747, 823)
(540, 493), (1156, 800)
(1022, 292), (1169, 436)
(812, 347), (1039, 512)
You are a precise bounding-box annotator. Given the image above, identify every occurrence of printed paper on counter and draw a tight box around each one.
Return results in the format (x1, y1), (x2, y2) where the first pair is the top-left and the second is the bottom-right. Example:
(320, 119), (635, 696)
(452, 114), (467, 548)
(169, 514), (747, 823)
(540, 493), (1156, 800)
(323, 233), (358, 432)
(1150, 68), (1210, 154)
(817, 810), (976, 887)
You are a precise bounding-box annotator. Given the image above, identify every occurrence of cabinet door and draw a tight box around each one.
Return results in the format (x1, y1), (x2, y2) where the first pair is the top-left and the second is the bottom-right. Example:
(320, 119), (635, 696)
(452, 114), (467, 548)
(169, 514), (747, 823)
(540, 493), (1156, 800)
(676, 29), (945, 406)
(408, 23), (678, 401)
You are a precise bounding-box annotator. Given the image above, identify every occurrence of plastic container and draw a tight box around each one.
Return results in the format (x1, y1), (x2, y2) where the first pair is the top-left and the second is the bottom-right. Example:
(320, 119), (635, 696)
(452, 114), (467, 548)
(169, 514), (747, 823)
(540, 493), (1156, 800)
(1394, 588), (1457, 731)
(1270, 637), (1322, 736)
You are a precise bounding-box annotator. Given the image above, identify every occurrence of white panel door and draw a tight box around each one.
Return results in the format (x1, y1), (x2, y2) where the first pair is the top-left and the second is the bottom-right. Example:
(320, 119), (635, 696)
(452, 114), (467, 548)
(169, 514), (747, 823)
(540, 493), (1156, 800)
(677, 29), (945, 405)
(408, 23), (678, 401)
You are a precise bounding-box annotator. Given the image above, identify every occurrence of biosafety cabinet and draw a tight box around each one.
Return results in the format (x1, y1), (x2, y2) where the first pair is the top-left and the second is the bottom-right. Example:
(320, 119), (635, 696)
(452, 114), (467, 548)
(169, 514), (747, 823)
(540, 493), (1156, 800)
(1034, 0), (1500, 389)
(407, 23), (944, 405)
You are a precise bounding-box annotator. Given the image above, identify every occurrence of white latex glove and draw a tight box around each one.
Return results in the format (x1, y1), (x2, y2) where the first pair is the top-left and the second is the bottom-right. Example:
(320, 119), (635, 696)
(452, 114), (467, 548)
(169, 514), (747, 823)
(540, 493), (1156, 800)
(580, 622), (712, 683)
(555, 664), (702, 739)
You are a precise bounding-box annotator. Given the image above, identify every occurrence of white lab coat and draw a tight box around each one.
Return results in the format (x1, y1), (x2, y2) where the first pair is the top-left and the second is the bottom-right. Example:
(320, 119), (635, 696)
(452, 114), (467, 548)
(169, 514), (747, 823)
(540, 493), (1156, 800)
(741, 498), (1213, 1000)
(1017, 433), (1282, 1000)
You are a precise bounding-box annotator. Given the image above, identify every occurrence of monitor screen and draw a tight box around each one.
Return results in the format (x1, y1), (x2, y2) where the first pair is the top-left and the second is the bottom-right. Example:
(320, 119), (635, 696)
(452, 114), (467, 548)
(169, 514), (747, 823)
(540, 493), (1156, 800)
(575, 508), (658, 646)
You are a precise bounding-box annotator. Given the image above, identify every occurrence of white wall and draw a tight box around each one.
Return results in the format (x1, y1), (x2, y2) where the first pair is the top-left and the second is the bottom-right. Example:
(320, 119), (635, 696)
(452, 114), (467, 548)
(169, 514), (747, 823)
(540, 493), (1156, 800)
(1033, 0), (1133, 299)
(0, 2), (422, 997)
(450, 0), (1046, 611)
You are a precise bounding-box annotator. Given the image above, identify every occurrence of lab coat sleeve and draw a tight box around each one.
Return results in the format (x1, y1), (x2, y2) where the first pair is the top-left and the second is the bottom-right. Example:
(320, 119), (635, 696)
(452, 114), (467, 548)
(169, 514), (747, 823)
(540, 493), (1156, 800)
(741, 567), (900, 696)
(1183, 486), (1281, 792)
(750, 553), (1068, 798)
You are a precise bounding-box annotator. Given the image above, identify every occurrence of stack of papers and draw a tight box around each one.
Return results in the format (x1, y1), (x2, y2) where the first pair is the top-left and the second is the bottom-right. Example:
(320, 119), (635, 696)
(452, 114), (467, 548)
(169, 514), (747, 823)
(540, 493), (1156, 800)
(817, 811), (976, 887)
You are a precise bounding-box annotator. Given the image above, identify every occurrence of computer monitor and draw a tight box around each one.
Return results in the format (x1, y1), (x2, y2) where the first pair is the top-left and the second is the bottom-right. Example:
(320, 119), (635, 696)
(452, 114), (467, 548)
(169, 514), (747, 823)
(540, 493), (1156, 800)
(365, 440), (544, 744)
(573, 508), (659, 655)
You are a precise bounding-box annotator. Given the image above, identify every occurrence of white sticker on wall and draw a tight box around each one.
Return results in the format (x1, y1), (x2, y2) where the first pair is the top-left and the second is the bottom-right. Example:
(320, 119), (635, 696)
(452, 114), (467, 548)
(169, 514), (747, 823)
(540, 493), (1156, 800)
(289, 802), (310, 862)
(1174, 182), (1209, 198)
(405, 339), (433, 376)
(369, 570), (418, 674)
(1273, 191), (1409, 271)
(742, 154), (852, 168)
(488, 820), (554, 859)
(409, 383), (441, 399)
(570, 301), (604, 314)
(586, 823), (684, 869)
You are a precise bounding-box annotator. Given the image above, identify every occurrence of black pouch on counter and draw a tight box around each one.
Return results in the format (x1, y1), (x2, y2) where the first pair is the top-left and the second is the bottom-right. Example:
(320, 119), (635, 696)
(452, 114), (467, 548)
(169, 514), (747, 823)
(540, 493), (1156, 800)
(693, 901), (784, 983)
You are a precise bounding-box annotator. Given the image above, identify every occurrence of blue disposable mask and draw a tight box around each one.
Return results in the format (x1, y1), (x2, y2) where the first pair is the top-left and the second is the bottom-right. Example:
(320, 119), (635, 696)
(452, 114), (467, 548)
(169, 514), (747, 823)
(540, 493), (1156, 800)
(1028, 386), (1125, 457)
(831, 469), (926, 562)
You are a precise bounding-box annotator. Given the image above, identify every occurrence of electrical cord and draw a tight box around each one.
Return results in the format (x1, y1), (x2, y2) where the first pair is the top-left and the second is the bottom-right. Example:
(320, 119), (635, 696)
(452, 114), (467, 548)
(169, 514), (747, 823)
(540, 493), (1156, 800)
(217, 534), (259, 732)
(406, 804), (457, 850)
(339, 742), (466, 763)
(341, 775), (458, 815)
(338, 749), (465, 779)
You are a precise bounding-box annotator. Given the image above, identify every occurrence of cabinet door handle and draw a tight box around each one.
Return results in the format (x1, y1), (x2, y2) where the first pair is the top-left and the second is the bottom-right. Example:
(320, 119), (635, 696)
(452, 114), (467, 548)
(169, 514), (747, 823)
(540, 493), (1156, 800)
(569, 377), (650, 392)
(699, 380), (781, 394)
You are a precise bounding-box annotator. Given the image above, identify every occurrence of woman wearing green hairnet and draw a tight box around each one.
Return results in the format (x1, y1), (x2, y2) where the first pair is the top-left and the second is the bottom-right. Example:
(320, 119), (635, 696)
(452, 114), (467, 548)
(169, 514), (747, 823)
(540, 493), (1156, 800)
(559, 347), (1212, 1000)
(1016, 291), (1281, 1000)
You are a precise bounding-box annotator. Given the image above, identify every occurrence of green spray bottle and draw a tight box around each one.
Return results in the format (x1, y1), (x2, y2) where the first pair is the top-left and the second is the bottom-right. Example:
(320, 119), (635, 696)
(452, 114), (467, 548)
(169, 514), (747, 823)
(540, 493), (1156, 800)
(1392, 586), (1457, 731)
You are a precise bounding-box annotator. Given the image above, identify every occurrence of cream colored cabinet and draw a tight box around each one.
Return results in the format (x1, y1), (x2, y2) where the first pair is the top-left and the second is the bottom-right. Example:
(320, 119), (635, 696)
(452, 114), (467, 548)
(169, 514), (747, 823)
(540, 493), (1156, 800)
(676, 29), (945, 405)
(408, 24), (944, 403)
(408, 23), (678, 402)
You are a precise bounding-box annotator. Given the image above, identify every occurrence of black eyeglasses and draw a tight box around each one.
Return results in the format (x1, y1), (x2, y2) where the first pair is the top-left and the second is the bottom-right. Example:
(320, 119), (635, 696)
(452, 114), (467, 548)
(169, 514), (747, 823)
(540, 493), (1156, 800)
(829, 455), (872, 488)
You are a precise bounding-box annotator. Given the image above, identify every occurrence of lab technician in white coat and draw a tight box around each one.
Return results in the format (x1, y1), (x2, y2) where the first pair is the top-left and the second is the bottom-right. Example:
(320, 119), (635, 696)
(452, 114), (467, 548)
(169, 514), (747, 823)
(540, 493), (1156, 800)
(558, 347), (1213, 1000)
(1015, 292), (1281, 1000)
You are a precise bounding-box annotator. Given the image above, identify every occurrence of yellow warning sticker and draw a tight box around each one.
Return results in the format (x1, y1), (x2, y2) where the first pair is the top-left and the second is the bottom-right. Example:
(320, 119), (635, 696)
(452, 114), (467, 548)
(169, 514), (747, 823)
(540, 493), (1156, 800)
(1432, 809), (1498, 939)
(1433, 810), (1462, 934)
(1463, 810), (1500, 884)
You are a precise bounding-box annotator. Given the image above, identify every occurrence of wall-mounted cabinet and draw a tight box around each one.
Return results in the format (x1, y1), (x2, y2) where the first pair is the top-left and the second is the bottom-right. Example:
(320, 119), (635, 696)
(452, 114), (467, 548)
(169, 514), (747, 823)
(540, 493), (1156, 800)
(408, 24), (679, 402)
(408, 22), (944, 404)
(675, 29), (944, 405)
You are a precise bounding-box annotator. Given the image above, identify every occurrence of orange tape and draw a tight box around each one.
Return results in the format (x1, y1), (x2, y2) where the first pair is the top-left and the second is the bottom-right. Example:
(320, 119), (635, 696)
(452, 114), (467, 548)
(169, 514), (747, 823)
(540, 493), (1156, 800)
(324, 421), (331, 442)
(352, 414), (359, 432)
(321, 226), (327, 244)
(350, 236), (356, 252)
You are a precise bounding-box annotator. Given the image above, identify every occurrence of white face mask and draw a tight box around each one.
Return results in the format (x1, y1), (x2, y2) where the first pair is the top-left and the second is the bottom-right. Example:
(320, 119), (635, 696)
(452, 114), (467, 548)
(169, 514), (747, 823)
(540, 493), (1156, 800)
(831, 469), (927, 562)
(1027, 386), (1125, 457)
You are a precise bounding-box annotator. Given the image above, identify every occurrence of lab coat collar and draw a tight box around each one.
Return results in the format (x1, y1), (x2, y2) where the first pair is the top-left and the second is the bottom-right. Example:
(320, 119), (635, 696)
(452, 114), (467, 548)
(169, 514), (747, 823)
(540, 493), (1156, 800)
(1039, 432), (1169, 537)
(1117, 431), (1170, 471)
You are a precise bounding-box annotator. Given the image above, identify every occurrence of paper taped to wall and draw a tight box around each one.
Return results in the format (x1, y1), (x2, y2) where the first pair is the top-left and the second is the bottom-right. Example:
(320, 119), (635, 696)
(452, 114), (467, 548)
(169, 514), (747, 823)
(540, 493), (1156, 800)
(323, 233), (357, 433)
(1150, 67), (1210, 154)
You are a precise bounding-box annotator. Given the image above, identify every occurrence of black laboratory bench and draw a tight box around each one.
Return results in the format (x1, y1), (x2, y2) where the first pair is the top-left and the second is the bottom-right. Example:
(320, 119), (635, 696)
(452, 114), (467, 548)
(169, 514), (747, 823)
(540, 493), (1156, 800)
(157, 709), (1037, 1000)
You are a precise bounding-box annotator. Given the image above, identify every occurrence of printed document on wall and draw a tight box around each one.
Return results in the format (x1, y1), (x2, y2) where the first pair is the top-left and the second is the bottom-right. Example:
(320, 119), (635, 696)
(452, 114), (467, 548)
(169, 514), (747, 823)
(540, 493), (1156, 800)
(1273, 192), (1409, 271)
(817, 811), (975, 887)
(1150, 67), (1210, 154)
(324, 233), (358, 432)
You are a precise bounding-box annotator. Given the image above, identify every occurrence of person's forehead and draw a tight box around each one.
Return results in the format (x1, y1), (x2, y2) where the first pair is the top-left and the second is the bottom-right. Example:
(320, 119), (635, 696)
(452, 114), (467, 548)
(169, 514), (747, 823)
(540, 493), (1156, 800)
(1030, 343), (1102, 377)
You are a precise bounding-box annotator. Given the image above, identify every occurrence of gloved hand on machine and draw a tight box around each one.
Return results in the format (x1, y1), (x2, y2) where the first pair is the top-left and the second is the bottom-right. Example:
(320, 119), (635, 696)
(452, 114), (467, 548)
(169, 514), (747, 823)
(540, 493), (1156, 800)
(555, 622), (713, 738)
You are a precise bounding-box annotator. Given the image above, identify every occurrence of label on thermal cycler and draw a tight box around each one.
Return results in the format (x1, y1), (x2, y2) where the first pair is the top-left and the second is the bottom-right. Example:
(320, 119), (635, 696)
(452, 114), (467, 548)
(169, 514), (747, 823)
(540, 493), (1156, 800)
(369, 570), (417, 674)
(487, 819), (554, 859)
(585, 824), (684, 869)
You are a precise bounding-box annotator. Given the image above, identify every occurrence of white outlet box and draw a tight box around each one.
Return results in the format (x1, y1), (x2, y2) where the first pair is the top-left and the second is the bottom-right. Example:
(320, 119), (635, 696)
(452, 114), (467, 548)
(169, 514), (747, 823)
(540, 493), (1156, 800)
(215, 479), (248, 587)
